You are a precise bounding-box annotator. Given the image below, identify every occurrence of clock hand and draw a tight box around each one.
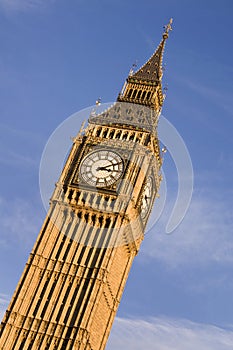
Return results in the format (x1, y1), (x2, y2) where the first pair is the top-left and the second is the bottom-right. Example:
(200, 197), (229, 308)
(96, 162), (121, 171)
(98, 162), (122, 170)
(96, 166), (111, 172)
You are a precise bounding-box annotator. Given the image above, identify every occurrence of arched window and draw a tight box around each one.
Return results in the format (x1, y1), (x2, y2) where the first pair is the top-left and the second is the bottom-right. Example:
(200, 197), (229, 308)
(75, 191), (80, 202)
(137, 133), (142, 143)
(115, 132), (121, 139)
(137, 90), (142, 99)
(109, 130), (115, 139)
(129, 133), (135, 141)
(147, 91), (151, 100)
(91, 215), (96, 225)
(127, 88), (133, 98)
(122, 132), (128, 140)
(132, 90), (137, 98)
(145, 135), (151, 146)
(96, 128), (101, 137)
(89, 194), (95, 205)
(84, 213), (89, 223)
(105, 217), (111, 228)
(142, 91), (147, 100)
(67, 189), (74, 201)
(96, 196), (101, 205)
(103, 129), (108, 138)
(99, 216), (103, 226)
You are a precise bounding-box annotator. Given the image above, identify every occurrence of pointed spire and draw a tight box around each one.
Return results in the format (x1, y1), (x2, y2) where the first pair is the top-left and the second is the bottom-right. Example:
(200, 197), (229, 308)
(90, 21), (172, 132)
(117, 19), (172, 112)
(131, 18), (172, 83)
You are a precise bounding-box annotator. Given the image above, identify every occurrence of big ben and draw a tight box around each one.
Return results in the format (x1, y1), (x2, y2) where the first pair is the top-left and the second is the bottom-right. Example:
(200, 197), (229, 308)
(0, 19), (172, 350)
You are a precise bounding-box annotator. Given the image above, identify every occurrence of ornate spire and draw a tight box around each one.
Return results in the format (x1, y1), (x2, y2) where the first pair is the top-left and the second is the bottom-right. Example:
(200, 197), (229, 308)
(117, 19), (172, 111)
(90, 20), (172, 132)
(131, 18), (172, 83)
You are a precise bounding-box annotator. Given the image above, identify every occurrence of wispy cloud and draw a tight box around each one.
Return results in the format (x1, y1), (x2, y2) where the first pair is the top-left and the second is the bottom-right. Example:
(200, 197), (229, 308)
(0, 123), (42, 142)
(141, 192), (233, 268)
(174, 72), (233, 118)
(0, 0), (55, 13)
(0, 196), (42, 248)
(0, 293), (9, 306)
(0, 150), (37, 167)
(0, 123), (41, 168)
(107, 317), (233, 350)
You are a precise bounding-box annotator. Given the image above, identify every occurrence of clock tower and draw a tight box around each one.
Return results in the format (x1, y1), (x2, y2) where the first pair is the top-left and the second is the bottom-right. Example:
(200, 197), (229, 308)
(0, 20), (172, 350)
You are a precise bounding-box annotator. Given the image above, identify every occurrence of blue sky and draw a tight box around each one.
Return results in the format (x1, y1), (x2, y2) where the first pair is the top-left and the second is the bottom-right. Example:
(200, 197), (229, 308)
(0, 0), (233, 348)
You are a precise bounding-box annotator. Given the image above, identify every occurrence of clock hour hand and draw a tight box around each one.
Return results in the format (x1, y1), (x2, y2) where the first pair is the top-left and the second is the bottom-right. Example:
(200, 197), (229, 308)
(97, 166), (111, 172)
(97, 162), (122, 171)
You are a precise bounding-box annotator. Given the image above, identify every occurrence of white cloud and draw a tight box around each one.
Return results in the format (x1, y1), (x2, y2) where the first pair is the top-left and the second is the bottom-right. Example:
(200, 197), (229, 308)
(0, 0), (55, 13)
(141, 193), (233, 268)
(107, 317), (233, 350)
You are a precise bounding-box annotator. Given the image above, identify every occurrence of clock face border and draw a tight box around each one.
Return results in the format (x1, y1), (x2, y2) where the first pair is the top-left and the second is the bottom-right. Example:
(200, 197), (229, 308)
(140, 176), (153, 219)
(79, 149), (124, 188)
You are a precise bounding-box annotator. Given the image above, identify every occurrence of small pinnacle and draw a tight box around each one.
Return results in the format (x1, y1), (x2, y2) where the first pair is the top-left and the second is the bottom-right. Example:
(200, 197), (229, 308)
(96, 98), (101, 105)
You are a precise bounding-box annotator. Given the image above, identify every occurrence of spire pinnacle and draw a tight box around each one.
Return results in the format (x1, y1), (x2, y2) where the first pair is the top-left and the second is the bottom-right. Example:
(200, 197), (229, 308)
(163, 18), (173, 39)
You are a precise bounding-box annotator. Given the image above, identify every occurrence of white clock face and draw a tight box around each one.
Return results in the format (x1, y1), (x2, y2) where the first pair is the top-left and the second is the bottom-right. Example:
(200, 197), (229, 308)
(141, 177), (153, 219)
(80, 150), (124, 187)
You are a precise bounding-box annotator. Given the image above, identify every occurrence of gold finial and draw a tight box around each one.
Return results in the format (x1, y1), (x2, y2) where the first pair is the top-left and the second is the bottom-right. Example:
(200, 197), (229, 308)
(163, 18), (173, 39)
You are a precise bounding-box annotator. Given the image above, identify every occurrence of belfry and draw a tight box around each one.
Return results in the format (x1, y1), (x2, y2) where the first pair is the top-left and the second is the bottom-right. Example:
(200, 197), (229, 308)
(0, 20), (172, 350)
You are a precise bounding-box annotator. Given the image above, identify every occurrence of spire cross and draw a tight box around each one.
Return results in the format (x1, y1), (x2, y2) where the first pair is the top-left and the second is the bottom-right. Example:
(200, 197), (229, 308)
(163, 18), (173, 38)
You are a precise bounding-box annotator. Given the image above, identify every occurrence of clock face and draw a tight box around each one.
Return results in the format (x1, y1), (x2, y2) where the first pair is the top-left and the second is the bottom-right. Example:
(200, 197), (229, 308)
(140, 176), (153, 219)
(80, 150), (124, 187)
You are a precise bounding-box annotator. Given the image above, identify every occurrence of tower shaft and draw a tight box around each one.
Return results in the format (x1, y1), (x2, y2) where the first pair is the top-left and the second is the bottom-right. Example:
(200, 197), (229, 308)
(0, 203), (139, 349)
